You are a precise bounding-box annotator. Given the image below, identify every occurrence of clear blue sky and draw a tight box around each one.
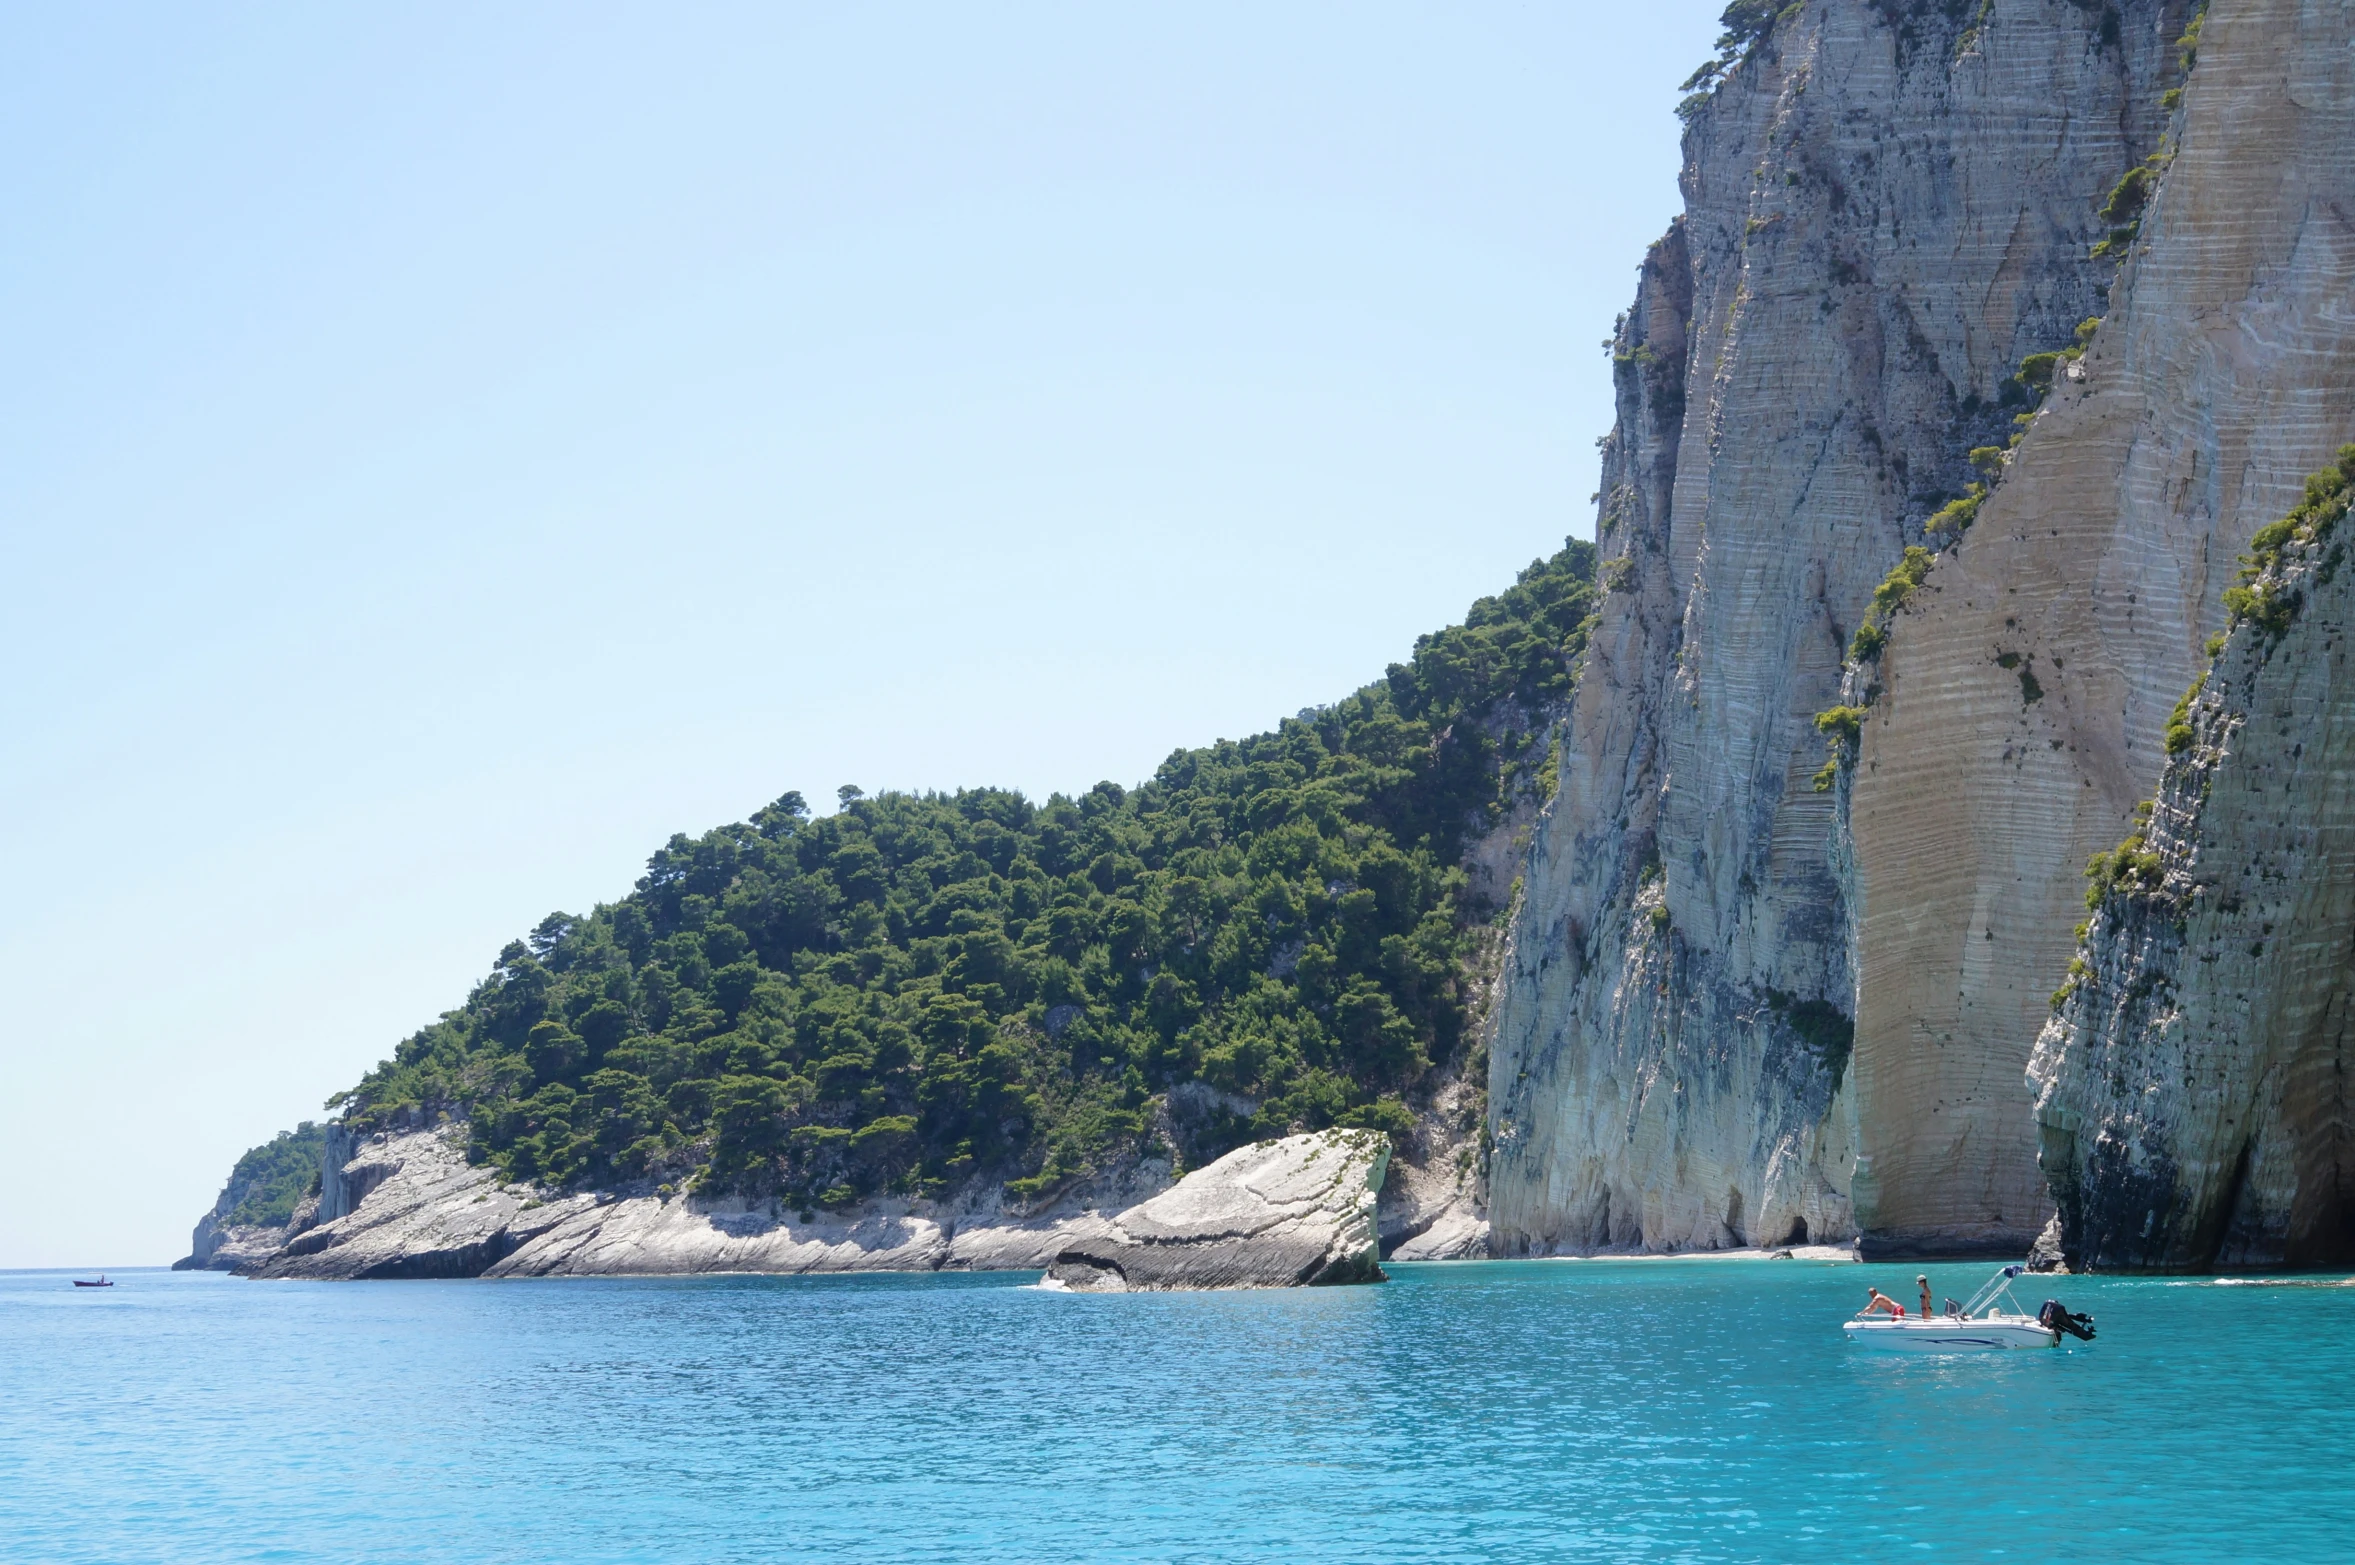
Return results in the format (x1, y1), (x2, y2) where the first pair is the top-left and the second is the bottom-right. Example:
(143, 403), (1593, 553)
(1, 3), (1719, 1267)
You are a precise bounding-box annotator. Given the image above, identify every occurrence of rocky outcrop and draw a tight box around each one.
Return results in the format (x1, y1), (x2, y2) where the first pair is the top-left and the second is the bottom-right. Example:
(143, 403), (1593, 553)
(1045, 1130), (1390, 1291)
(240, 1123), (1177, 1279)
(250, 1128), (560, 1279)
(177, 1211), (297, 1273)
(175, 1126), (341, 1271)
(1850, 0), (2355, 1255)
(314, 1121), (359, 1221)
(2026, 1214), (2068, 1272)
(1380, 1145), (1486, 1262)
(2030, 471), (2355, 1270)
(1377, 1057), (1489, 1261)
(1489, 0), (2179, 1254)
(251, 1124), (1387, 1286)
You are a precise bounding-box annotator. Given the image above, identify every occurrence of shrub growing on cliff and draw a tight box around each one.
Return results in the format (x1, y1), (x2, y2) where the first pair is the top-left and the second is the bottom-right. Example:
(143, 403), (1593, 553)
(2220, 580), (2295, 635)
(327, 542), (1601, 1208)
(1809, 704), (1868, 792)
(2164, 673), (2206, 755)
(1677, 0), (1799, 120)
(2097, 168), (2148, 226)
(2090, 168), (2152, 258)
(2085, 802), (2164, 909)
(1924, 485), (1986, 538)
(1814, 705), (1865, 746)
(1766, 987), (1853, 1087)
(1846, 546), (1936, 664)
(2220, 444), (2355, 639)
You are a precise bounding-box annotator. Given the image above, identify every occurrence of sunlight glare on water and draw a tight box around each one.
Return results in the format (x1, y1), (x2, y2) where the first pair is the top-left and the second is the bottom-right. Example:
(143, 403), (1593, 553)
(4, 1259), (2351, 1562)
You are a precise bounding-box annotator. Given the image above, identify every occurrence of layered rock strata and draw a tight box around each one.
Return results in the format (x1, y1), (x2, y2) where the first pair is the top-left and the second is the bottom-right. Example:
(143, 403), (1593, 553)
(1045, 1129), (1390, 1291)
(2031, 484), (2355, 1270)
(1850, 0), (2355, 1254)
(1489, 0), (2179, 1253)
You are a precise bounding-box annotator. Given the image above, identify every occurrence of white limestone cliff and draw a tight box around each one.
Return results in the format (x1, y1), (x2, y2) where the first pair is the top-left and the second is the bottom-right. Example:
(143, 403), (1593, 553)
(2030, 465), (2355, 1270)
(1489, 0), (2180, 1254)
(1851, 0), (2355, 1254)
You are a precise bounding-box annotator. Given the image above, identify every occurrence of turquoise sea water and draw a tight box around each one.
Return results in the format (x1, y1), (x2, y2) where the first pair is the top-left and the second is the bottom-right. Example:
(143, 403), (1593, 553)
(4, 1260), (2352, 1563)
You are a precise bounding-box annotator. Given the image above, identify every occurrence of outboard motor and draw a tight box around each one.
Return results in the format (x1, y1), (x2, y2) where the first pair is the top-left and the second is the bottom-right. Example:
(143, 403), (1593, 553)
(2038, 1299), (2097, 1341)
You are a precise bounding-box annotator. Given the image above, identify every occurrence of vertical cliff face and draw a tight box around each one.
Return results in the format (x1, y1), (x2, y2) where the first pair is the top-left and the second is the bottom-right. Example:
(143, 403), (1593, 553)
(1489, 0), (2176, 1253)
(1849, 0), (2355, 1255)
(2030, 464), (2355, 1269)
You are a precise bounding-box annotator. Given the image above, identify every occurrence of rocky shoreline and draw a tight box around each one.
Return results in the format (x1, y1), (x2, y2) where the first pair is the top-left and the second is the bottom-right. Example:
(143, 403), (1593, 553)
(188, 1121), (1441, 1287)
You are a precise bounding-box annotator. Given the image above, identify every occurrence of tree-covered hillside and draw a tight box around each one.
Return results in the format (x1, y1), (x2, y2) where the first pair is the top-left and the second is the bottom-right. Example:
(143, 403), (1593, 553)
(327, 540), (1595, 1211)
(216, 1122), (328, 1228)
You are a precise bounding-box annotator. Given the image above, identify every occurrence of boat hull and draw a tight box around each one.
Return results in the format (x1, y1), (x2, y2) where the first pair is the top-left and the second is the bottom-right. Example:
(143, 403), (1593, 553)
(1843, 1317), (2057, 1351)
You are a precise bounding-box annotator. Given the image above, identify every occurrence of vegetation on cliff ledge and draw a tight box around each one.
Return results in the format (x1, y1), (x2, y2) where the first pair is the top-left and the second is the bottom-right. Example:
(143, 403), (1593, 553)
(1677, 1), (1800, 119)
(2059, 448), (2355, 1006)
(322, 541), (1597, 1210)
(2220, 445), (2355, 640)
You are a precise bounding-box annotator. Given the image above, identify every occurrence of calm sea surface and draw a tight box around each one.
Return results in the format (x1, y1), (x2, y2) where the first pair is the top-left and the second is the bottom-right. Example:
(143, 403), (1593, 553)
(4, 1258), (2351, 1563)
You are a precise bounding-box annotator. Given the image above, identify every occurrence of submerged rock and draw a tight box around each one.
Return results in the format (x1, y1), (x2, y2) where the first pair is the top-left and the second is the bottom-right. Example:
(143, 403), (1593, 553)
(1044, 1129), (1391, 1292)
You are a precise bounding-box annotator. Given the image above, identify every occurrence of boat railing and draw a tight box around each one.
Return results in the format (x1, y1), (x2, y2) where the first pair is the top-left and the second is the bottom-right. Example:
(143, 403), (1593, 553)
(1958, 1263), (2030, 1319)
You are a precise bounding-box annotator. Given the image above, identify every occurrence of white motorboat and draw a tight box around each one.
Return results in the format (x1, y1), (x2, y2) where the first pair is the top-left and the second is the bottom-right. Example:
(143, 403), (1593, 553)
(1842, 1264), (2094, 1352)
(1842, 1314), (2059, 1351)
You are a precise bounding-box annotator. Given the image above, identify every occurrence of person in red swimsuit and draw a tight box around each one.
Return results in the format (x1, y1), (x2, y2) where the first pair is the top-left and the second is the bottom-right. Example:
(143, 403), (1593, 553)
(1862, 1287), (1905, 1318)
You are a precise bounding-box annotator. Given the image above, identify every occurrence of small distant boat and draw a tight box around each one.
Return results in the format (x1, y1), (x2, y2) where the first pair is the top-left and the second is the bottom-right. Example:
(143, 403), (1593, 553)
(72, 1275), (113, 1288)
(1843, 1264), (2095, 1352)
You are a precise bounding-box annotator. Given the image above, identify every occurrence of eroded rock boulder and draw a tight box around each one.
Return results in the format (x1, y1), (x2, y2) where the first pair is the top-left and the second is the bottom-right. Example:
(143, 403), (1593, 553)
(1045, 1129), (1391, 1291)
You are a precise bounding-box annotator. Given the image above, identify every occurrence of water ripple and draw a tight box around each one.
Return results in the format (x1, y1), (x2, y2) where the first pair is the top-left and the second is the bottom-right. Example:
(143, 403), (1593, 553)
(3, 1260), (2351, 1562)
